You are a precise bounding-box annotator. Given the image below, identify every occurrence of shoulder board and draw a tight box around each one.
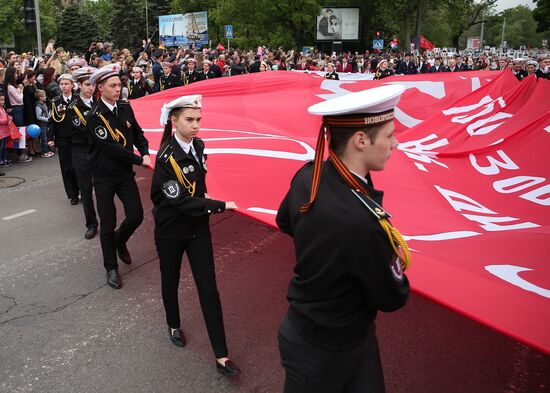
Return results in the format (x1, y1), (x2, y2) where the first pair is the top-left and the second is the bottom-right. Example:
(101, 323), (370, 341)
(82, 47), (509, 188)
(89, 105), (100, 116)
(67, 100), (76, 109)
(52, 95), (62, 103)
(350, 189), (391, 220)
(117, 100), (130, 106)
(158, 143), (174, 163)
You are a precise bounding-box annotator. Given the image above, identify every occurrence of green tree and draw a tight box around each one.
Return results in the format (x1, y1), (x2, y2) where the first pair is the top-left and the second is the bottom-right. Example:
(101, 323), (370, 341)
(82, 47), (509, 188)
(57, 4), (86, 52)
(81, 0), (114, 43)
(533, 0), (550, 32)
(0, 0), (57, 53)
(110, 0), (147, 49)
(445, 0), (497, 48)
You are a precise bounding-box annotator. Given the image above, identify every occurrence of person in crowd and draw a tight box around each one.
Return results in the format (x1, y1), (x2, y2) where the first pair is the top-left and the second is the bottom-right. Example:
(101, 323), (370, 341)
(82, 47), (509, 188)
(511, 58), (528, 81)
(22, 70), (39, 156)
(151, 94), (240, 376)
(525, 60), (537, 76)
(67, 66), (99, 240)
(276, 85), (410, 392)
(324, 63), (339, 80)
(48, 73), (79, 204)
(152, 49), (165, 92)
(34, 89), (53, 157)
(0, 94), (10, 168)
(535, 54), (549, 80)
(86, 64), (151, 289)
(337, 56), (352, 73)
(4, 66), (31, 162)
(183, 58), (201, 85)
(160, 62), (183, 91)
(230, 55), (246, 76)
(374, 59), (394, 80)
(200, 60), (217, 80)
(395, 53), (417, 75)
(249, 55), (262, 73)
(428, 57), (444, 73)
(128, 67), (153, 99)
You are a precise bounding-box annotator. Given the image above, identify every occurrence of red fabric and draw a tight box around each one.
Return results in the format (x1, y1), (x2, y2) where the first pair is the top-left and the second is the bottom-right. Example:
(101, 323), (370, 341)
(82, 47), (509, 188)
(420, 35), (435, 51)
(132, 70), (550, 355)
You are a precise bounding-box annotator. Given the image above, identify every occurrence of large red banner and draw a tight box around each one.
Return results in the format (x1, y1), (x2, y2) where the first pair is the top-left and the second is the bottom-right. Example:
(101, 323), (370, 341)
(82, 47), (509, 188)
(131, 70), (550, 354)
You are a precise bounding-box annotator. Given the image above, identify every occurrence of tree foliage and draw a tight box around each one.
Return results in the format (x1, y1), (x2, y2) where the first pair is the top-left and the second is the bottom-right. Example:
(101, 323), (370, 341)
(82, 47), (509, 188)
(533, 0), (550, 33)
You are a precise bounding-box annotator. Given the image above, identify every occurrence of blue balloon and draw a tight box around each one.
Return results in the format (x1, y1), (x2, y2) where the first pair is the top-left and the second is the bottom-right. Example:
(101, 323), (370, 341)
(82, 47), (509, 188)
(27, 124), (41, 138)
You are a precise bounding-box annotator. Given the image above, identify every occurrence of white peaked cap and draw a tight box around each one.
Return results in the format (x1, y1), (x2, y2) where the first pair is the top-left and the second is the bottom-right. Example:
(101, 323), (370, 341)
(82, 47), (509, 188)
(308, 85), (405, 116)
(160, 95), (202, 126)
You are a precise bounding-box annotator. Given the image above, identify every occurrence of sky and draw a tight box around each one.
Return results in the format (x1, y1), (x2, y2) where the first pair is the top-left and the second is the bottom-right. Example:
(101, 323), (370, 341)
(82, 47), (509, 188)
(494, 0), (535, 12)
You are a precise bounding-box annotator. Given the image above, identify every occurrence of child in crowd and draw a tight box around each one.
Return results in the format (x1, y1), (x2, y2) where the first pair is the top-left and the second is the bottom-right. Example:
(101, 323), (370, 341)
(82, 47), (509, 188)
(0, 95), (10, 166)
(34, 89), (54, 157)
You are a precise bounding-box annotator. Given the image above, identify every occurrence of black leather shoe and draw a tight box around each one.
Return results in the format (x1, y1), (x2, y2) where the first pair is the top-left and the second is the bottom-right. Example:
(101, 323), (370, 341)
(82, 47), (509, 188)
(216, 359), (240, 376)
(115, 233), (132, 265)
(106, 269), (122, 289)
(168, 327), (186, 347)
(84, 226), (97, 240)
(70, 196), (79, 205)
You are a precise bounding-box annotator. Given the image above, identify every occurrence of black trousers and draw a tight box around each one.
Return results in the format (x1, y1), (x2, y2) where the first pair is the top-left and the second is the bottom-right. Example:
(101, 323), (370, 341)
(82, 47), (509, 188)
(94, 174), (143, 271)
(71, 147), (97, 230)
(278, 315), (385, 393)
(155, 235), (228, 359)
(56, 137), (79, 199)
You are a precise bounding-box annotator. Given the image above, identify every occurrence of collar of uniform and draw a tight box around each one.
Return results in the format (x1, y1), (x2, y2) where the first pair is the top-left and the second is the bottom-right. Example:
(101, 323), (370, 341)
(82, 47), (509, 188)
(100, 97), (117, 112)
(327, 159), (384, 203)
(63, 94), (72, 103)
(79, 95), (93, 108)
(174, 133), (195, 155)
(169, 135), (191, 162)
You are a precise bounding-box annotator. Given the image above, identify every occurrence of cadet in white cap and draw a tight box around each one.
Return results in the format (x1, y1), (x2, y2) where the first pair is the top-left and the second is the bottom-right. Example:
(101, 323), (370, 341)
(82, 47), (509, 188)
(159, 61), (182, 91)
(66, 57), (88, 73)
(86, 63), (151, 289)
(67, 66), (99, 240)
(151, 95), (240, 376)
(536, 54), (550, 80)
(183, 58), (200, 85)
(199, 60), (216, 81)
(512, 58), (528, 81)
(48, 73), (79, 205)
(128, 66), (152, 99)
(276, 85), (411, 393)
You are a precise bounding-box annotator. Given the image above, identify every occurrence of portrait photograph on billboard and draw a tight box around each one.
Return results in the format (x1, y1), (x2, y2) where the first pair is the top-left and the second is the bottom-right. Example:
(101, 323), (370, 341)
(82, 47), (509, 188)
(159, 11), (208, 48)
(316, 7), (360, 41)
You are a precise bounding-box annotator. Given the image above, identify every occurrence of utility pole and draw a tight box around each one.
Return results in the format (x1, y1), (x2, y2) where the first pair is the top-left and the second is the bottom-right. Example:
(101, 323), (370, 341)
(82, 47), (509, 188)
(415, 0), (422, 52)
(145, 0), (149, 39)
(501, 17), (506, 47)
(34, 0), (42, 56)
(480, 10), (484, 49)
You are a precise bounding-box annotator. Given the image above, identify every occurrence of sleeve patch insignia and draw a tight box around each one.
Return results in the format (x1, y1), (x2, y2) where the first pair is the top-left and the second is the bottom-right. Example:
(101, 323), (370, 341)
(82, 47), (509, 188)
(389, 255), (404, 282)
(162, 180), (181, 199)
(72, 116), (81, 127)
(95, 126), (108, 140)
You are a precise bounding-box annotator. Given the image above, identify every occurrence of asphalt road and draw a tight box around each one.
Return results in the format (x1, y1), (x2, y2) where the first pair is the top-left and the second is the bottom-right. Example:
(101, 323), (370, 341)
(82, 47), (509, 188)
(0, 155), (548, 393)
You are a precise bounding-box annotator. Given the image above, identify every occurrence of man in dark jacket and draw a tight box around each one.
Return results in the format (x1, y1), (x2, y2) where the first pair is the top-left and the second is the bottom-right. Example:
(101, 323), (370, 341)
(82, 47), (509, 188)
(395, 53), (418, 75)
(276, 85), (410, 393)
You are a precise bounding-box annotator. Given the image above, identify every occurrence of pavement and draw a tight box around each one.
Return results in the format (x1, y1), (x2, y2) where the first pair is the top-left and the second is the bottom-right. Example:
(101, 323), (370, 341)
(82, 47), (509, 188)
(0, 154), (548, 393)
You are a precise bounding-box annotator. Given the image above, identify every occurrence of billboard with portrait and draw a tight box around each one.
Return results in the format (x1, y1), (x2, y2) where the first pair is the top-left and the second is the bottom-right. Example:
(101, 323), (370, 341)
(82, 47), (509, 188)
(316, 7), (359, 41)
(159, 11), (208, 48)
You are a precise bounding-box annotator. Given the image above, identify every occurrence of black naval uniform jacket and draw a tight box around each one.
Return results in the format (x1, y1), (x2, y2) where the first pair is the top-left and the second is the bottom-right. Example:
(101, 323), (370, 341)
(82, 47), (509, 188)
(67, 96), (94, 149)
(86, 99), (149, 177)
(324, 71), (339, 80)
(395, 61), (418, 75)
(199, 69), (217, 81)
(128, 78), (153, 99)
(184, 70), (201, 85)
(276, 160), (410, 351)
(151, 136), (226, 239)
(48, 94), (74, 141)
(374, 69), (394, 80)
(160, 73), (183, 91)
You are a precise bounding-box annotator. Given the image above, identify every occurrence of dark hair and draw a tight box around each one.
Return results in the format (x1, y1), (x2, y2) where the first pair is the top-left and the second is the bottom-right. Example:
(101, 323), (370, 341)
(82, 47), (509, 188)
(24, 69), (36, 80)
(4, 67), (17, 87)
(42, 67), (56, 87)
(159, 107), (186, 147)
(329, 123), (386, 156)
